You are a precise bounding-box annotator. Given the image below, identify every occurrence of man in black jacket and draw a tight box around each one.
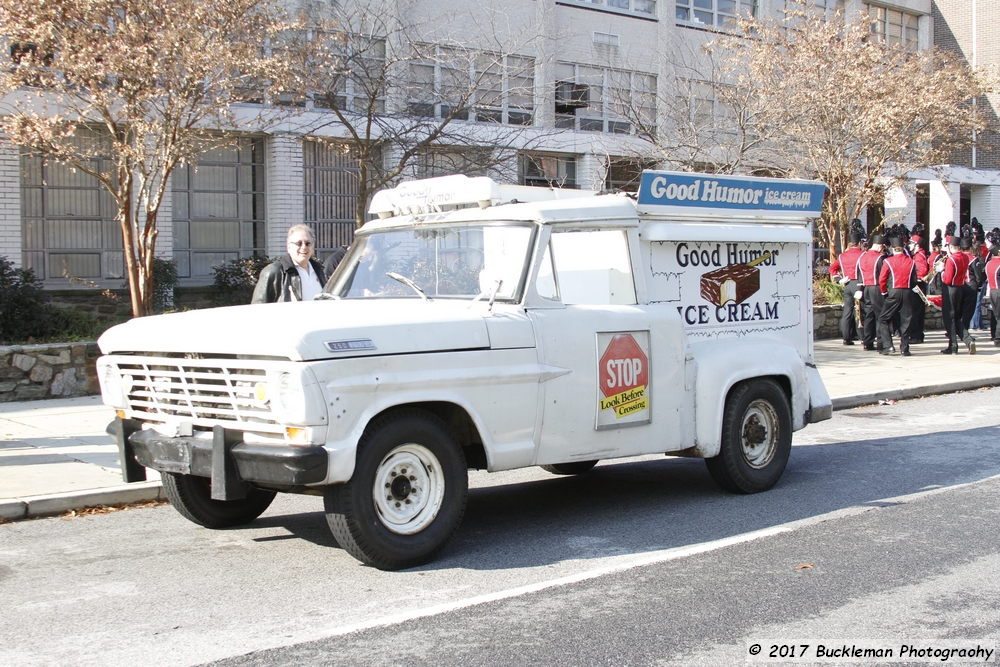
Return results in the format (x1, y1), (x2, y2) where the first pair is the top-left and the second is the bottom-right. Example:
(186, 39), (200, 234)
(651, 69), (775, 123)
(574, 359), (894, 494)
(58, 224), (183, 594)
(251, 224), (327, 303)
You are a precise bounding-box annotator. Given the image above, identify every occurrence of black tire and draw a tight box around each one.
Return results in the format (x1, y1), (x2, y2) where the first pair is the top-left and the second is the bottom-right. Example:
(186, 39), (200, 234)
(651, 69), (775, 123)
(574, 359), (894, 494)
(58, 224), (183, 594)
(705, 379), (792, 494)
(324, 409), (468, 570)
(541, 460), (599, 475)
(161, 473), (276, 528)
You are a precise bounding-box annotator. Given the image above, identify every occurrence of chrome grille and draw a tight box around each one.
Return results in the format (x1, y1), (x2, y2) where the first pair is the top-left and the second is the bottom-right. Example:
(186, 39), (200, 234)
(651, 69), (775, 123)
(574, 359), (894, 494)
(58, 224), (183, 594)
(114, 359), (279, 431)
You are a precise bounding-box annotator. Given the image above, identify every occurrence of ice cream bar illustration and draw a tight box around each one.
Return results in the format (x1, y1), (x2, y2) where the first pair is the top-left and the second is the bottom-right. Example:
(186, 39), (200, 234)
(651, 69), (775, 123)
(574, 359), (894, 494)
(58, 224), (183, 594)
(700, 252), (771, 306)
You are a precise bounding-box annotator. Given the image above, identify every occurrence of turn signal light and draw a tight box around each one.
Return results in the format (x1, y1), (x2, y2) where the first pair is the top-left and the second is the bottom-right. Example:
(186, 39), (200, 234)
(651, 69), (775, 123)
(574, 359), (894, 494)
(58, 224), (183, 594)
(285, 427), (308, 444)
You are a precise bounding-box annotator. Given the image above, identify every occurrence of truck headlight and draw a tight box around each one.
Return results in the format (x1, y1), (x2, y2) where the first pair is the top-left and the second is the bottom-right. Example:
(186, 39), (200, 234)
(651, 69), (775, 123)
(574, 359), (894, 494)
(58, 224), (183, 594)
(267, 368), (326, 426)
(274, 372), (304, 415)
(99, 362), (127, 409)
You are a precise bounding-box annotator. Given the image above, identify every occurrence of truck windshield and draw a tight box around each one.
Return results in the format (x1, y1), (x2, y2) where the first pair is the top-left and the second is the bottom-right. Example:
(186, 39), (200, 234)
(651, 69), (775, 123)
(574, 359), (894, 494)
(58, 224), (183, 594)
(324, 224), (535, 301)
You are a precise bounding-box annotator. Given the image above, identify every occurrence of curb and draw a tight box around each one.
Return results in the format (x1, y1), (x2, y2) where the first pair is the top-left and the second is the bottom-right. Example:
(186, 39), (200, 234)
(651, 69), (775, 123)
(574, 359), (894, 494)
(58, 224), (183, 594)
(0, 481), (164, 522)
(830, 376), (1000, 411)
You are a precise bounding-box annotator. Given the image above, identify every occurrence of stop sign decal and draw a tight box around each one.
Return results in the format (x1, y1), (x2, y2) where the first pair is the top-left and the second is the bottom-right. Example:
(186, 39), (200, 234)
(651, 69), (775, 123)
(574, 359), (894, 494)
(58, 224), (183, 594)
(597, 331), (650, 428)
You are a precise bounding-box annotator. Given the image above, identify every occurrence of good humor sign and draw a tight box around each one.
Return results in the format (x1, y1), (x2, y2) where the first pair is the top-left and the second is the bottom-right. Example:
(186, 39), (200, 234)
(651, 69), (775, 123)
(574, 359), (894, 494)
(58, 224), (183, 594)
(637, 171), (826, 218)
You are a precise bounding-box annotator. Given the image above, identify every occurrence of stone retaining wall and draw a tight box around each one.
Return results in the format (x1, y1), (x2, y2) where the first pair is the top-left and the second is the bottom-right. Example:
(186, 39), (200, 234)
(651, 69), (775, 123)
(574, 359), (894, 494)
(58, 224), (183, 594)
(813, 302), (944, 340)
(48, 289), (132, 317)
(0, 343), (101, 402)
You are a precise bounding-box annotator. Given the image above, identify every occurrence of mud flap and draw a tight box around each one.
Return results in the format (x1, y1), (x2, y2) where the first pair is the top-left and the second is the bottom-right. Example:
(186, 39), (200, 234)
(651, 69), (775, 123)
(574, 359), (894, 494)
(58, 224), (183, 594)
(806, 365), (832, 423)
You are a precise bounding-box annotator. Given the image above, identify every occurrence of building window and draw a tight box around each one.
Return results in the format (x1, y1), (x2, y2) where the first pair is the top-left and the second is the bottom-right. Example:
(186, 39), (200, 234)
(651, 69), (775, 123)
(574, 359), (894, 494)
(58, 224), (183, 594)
(520, 154), (577, 189)
(557, 0), (657, 20)
(303, 139), (364, 255)
(782, 0), (843, 20)
(676, 0), (757, 30)
(555, 63), (656, 135)
(864, 4), (919, 51)
(312, 34), (387, 114)
(415, 149), (491, 180)
(408, 45), (534, 125)
(605, 158), (655, 191)
(19, 128), (124, 283)
(171, 137), (265, 279)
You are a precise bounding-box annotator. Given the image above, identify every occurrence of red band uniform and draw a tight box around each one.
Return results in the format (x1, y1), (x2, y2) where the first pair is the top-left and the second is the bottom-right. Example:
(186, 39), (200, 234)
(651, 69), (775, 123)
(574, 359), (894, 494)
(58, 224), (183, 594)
(907, 241), (929, 343)
(856, 238), (887, 351)
(877, 244), (916, 355)
(986, 249), (1000, 346)
(939, 247), (975, 353)
(831, 243), (864, 344)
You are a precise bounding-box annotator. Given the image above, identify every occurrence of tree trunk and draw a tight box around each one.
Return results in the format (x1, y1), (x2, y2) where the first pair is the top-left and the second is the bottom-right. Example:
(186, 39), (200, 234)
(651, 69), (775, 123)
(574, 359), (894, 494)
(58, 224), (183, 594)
(119, 205), (148, 318)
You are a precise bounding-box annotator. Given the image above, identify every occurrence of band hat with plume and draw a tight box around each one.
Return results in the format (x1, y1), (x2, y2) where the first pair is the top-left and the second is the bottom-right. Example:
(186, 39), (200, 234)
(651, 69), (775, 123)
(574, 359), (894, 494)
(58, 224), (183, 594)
(987, 227), (1000, 250)
(971, 217), (985, 243)
(957, 223), (973, 249)
(848, 218), (866, 244)
(887, 223), (910, 243)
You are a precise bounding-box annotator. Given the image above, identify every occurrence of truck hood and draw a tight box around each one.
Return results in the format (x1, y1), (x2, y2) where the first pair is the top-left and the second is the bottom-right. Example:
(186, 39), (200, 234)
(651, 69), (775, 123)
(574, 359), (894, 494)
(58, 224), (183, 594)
(98, 299), (497, 361)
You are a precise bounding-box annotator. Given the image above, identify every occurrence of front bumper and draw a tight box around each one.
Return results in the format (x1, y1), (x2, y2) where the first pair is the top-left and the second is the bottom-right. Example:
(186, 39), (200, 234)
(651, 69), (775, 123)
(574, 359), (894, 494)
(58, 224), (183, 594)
(111, 418), (328, 496)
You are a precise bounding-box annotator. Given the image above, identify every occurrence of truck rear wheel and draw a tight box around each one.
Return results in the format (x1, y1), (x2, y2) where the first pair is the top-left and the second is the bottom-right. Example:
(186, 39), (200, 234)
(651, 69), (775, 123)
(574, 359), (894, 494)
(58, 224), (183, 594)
(705, 379), (791, 494)
(324, 409), (468, 570)
(161, 473), (276, 528)
(541, 460), (598, 475)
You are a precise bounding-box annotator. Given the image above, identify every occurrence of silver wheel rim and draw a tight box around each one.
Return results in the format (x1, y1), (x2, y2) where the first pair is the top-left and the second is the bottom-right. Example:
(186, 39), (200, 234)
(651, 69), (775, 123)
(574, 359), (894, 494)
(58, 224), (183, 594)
(740, 399), (779, 469)
(372, 443), (445, 535)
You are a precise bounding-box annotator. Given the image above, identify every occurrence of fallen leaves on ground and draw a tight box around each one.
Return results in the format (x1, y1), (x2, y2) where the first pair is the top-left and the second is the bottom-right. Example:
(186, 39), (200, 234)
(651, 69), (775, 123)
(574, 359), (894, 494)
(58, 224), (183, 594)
(61, 500), (169, 519)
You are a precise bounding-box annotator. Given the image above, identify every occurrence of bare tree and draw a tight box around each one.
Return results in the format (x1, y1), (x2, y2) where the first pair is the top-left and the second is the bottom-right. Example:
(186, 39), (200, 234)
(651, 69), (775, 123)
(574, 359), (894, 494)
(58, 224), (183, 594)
(714, 4), (992, 257)
(291, 0), (548, 228)
(617, 38), (783, 175)
(0, 0), (302, 316)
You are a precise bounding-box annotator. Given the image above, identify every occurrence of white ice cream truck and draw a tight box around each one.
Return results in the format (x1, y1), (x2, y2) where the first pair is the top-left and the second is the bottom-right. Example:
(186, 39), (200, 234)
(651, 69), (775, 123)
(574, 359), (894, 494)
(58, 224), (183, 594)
(97, 170), (831, 570)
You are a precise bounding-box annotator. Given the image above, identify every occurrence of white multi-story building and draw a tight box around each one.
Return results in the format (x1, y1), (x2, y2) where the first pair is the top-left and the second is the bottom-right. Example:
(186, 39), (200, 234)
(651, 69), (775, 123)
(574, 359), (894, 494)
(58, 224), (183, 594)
(5, 0), (988, 289)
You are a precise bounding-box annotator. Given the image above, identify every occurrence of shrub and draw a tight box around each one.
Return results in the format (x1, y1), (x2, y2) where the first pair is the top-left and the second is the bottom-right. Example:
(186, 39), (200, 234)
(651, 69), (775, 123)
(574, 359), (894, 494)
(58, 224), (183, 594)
(813, 278), (844, 306)
(1, 255), (133, 345)
(211, 255), (273, 306)
(46, 308), (129, 342)
(121, 257), (180, 314)
(0, 256), (54, 344)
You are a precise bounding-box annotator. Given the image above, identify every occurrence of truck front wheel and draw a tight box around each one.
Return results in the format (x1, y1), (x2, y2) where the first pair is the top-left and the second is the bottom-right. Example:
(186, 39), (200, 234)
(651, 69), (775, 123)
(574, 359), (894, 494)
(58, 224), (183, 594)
(161, 473), (276, 528)
(705, 379), (791, 494)
(324, 409), (468, 570)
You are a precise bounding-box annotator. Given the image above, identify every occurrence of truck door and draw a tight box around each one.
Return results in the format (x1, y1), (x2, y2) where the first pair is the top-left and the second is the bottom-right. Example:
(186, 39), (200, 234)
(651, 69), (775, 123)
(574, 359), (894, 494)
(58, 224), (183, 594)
(527, 227), (688, 466)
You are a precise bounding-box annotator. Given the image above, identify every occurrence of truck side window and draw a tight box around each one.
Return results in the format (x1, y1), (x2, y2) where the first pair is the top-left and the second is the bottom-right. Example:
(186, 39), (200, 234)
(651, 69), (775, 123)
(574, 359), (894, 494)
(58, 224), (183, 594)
(550, 229), (636, 305)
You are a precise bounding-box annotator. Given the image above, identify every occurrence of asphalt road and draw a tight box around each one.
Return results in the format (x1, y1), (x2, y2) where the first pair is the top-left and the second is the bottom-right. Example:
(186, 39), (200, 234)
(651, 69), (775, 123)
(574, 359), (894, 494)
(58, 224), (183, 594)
(2, 388), (999, 667)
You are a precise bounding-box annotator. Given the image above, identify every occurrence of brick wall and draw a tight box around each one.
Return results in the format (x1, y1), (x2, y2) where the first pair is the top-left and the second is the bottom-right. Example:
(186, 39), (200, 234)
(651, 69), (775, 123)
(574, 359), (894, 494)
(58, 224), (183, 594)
(265, 134), (305, 257)
(0, 134), (22, 268)
(933, 0), (1000, 170)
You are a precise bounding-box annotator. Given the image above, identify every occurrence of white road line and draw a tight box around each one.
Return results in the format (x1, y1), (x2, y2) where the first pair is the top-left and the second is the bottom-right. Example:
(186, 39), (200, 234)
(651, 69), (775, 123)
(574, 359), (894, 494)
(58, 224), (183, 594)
(317, 473), (1000, 641)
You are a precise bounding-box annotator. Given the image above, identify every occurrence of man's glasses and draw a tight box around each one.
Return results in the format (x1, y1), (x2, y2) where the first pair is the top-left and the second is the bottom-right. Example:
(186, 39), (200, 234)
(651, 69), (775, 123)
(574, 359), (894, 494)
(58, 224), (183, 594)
(289, 240), (313, 247)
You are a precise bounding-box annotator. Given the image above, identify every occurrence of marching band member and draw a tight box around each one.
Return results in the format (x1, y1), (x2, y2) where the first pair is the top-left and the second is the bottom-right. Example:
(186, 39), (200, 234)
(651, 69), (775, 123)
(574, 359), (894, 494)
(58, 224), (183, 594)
(939, 234), (976, 354)
(831, 220), (866, 345)
(878, 236), (917, 356)
(986, 228), (1000, 347)
(856, 234), (887, 351)
(906, 223), (929, 343)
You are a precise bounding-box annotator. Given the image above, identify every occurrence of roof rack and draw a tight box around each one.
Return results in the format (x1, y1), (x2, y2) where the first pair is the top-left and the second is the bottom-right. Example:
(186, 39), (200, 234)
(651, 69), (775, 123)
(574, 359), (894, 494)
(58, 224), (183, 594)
(368, 174), (597, 218)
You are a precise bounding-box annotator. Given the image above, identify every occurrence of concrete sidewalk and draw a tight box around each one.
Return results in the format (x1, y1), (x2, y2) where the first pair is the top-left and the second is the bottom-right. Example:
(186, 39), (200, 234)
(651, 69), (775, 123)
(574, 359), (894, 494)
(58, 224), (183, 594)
(2, 329), (998, 522)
